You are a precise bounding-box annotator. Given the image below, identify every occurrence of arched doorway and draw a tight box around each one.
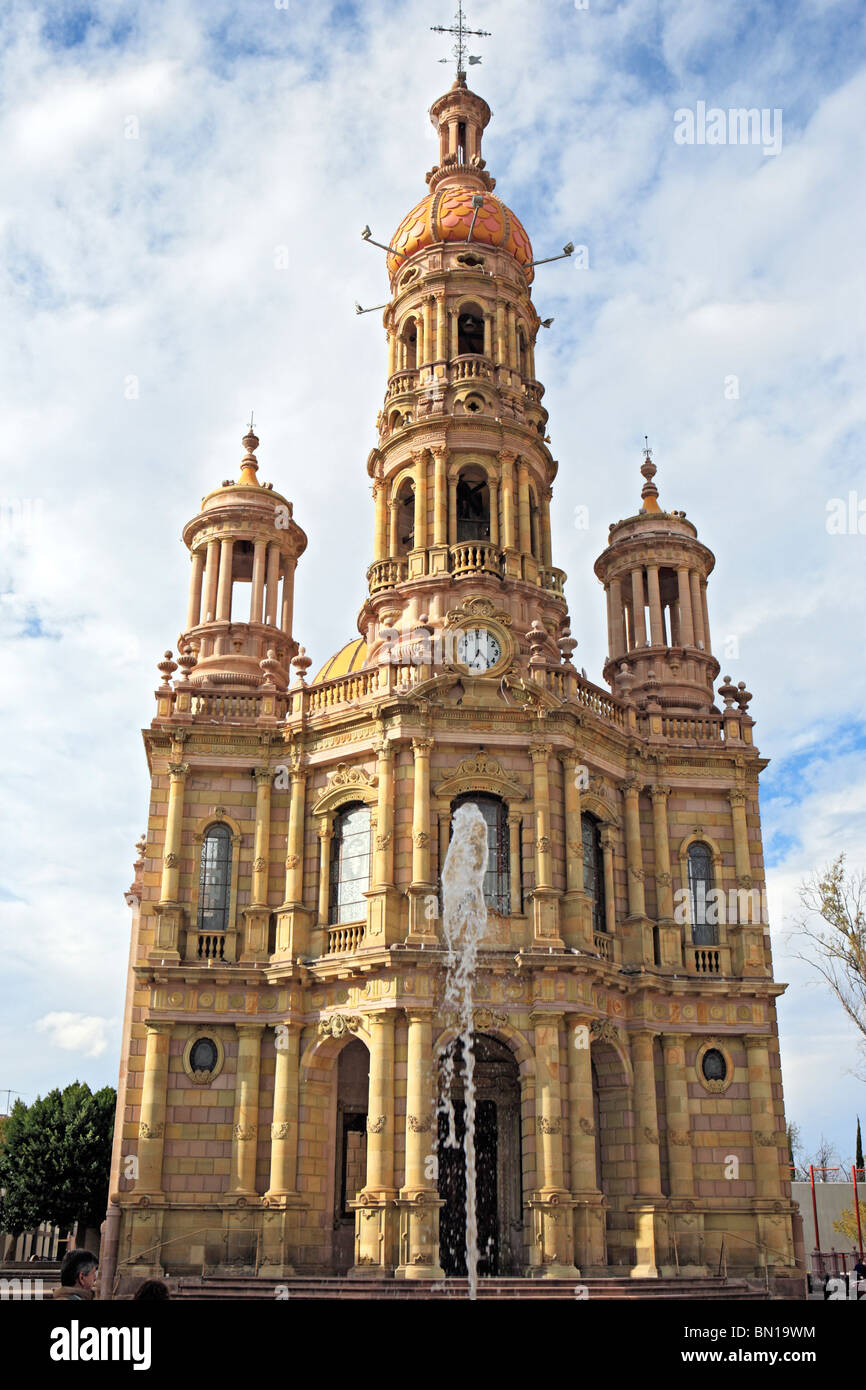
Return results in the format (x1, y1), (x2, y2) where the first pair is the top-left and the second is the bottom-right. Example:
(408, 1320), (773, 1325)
(436, 1033), (522, 1276)
(332, 1038), (369, 1271)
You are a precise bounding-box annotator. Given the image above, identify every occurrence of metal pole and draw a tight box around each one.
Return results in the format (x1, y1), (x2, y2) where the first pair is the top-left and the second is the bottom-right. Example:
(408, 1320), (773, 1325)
(810, 1165), (821, 1266)
(853, 1163), (864, 1262)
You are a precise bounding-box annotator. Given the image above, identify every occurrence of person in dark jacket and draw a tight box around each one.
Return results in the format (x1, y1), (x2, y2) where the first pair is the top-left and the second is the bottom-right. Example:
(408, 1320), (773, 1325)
(132, 1279), (170, 1300)
(52, 1248), (98, 1301)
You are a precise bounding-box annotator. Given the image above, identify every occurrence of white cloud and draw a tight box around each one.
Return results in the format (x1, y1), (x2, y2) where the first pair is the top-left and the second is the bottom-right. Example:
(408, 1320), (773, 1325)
(35, 1013), (113, 1060)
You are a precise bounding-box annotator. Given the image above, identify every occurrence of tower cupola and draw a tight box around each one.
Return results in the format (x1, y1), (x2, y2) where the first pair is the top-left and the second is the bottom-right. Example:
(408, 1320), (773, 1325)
(179, 426), (306, 691)
(594, 448), (720, 713)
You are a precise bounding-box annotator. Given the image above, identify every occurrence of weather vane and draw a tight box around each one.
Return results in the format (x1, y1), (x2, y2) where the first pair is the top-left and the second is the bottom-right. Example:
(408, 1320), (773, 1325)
(431, 2), (491, 80)
(643, 435), (653, 460)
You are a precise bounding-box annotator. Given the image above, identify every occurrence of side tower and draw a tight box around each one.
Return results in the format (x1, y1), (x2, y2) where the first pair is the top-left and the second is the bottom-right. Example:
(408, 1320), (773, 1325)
(104, 69), (802, 1298)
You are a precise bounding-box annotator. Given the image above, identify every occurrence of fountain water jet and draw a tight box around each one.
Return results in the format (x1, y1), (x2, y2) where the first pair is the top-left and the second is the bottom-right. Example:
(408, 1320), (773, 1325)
(439, 801), (489, 1300)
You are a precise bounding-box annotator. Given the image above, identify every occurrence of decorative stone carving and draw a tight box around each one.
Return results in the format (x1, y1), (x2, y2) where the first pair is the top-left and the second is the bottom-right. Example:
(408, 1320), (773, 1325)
(164, 852), (178, 868)
(139, 1121), (163, 1140)
(578, 1117), (595, 1136)
(412, 1253), (433, 1265)
(590, 1019), (620, 1046)
(367, 1115), (386, 1134)
(643, 1127), (660, 1145)
(253, 856), (267, 872)
(317, 1015), (361, 1039)
(233, 1124), (257, 1142)
(536, 1116), (562, 1135)
(168, 762), (189, 779)
(285, 854), (300, 870)
(537, 836), (551, 853)
(754, 1131), (780, 1148)
(271, 1122), (292, 1140)
(408, 1115), (432, 1133)
(668, 1130), (691, 1146)
(413, 831), (430, 848)
(376, 833), (392, 852)
(473, 1008), (506, 1031)
(328, 762), (377, 790)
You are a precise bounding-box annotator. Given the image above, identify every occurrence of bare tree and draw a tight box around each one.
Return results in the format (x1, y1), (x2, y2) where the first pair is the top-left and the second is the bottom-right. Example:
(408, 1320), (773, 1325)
(809, 1133), (844, 1180)
(791, 854), (866, 1079)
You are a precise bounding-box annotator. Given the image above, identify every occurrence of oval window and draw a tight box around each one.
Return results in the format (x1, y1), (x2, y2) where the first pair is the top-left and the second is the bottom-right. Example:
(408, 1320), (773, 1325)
(190, 1037), (219, 1074)
(702, 1047), (726, 1082)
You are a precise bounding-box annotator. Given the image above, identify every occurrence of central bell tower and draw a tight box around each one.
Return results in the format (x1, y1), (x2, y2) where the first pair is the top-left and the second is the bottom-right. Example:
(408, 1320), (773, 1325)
(359, 75), (570, 681)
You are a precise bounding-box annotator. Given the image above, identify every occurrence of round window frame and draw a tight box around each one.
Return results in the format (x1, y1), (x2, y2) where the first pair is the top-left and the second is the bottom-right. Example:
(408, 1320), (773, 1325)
(183, 1032), (225, 1086)
(695, 1037), (734, 1094)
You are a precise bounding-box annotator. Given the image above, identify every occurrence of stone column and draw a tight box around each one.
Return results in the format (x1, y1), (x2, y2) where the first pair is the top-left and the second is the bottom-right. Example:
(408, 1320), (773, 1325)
(662, 1034), (703, 1272)
(398, 1010), (445, 1278)
(530, 743), (561, 945)
(506, 304), (517, 368)
(432, 448), (448, 548)
(561, 754), (591, 950)
(316, 818), (331, 927)
(422, 297), (433, 365)
(646, 564), (664, 645)
(508, 812), (522, 917)
(529, 1013), (577, 1275)
(216, 537), (234, 622)
(285, 766), (307, 906)
(368, 735), (400, 944)
(650, 784), (679, 969)
(449, 308), (458, 360)
(268, 1022), (301, 1196)
(540, 490), (553, 567)
(483, 312), (492, 358)
(488, 478), (500, 546)
(499, 450), (516, 552)
(373, 485), (387, 563)
(729, 789), (751, 884)
(622, 779), (646, 918)
(137, 1021), (172, 1194)
(280, 559), (294, 636)
(630, 1030), (665, 1277)
(609, 578), (626, 659)
(568, 1016), (606, 1271)
(251, 769), (272, 906)
(412, 450), (427, 551)
(689, 571), (706, 648)
(436, 295), (447, 361)
(630, 568), (647, 646)
(159, 758), (188, 907)
(676, 566), (695, 646)
(186, 549), (205, 630)
(388, 498), (399, 558)
(202, 538), (220, 623)
(517, 462), (532, 556)
(600, 827), (617, 936)
(250, 539), (267, 622)
(354, 1011), (398, 1273)
(495, 300), (506, 363)
(408, 738), (436, 941)
(699, 580), (711, 654)
(746, 1035), (794, 1269)
(265, 541), (280, 627)
(447, 477), (457, 546)
(438, 809), (450, 885)
(387, 331), (396, 377)
(231, 1023), (264, 1194)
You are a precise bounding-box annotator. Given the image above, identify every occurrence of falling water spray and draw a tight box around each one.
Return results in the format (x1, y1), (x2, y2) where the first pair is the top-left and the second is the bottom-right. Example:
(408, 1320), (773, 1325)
(439, 801), (489, 1300)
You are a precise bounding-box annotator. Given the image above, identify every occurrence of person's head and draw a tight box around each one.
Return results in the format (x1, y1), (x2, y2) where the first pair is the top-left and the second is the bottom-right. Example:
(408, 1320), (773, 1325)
(59, 1249), (98, 1290)
(133, 1278), (170, 1301)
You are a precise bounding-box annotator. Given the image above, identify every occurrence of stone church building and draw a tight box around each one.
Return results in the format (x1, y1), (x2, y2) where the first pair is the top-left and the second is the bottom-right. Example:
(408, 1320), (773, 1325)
(102, 72), (803, 1295)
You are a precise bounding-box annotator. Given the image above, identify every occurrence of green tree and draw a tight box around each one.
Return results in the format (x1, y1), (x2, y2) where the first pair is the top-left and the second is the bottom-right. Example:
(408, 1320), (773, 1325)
(833, 1202), (866, 1245)
(0, 1082), (115, 1236)
(857, 1117), (864, 1174)
(792, 855), (866, 1074)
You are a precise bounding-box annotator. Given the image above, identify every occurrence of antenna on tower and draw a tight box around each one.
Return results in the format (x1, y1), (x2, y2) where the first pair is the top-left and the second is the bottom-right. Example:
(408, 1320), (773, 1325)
(431, 2), (491, 80)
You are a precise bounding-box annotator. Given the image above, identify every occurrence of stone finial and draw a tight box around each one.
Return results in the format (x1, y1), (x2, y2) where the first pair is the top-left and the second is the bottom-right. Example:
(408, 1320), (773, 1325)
(616, 662), (635, 704)
(260, 647), (280, 690)
(640, 439), (662, 514)
(291, 646), (312, 686)
(735, 680), (753, 712)
(157, 650), (177, 689)
(718, 675), (738, 710)
(558, 623), (578, 666)
(239, 420), (260, 486)
(176, 645), (197, 681)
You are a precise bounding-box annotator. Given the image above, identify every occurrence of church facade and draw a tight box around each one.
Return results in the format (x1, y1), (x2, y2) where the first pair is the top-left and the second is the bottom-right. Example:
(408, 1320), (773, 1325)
(102, 75), (803, 1294)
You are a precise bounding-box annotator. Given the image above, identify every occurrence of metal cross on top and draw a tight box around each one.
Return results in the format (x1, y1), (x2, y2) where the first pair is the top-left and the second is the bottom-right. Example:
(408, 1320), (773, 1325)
(431, 2), (491, 80)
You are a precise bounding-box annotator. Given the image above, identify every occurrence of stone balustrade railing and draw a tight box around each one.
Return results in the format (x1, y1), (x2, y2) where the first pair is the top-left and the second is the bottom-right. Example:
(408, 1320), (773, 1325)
(367, 558), (408, 593)
(326, 923), (366, 954)
(538, 565), (566, 595)
(449, 541), (503, 576)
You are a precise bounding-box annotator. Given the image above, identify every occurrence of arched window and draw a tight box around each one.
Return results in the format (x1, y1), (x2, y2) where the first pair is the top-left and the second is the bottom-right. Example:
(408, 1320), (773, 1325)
(329, 803), (372, 925)
(581, 812), (606, 935)
(451, 793), (509, 915)
(394, 479), (415, 554)
(457, 306), (485, 356)
(401, 317), (418, 371)
(198, 823), (232, 934)
(688, 842), (716, 945)
(702, 1048), (726, 1083)
(456, 468), (490, 542)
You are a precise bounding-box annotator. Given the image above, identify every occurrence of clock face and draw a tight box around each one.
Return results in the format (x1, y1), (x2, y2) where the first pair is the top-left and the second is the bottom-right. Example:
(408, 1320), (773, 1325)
(455, 626), (502, 672)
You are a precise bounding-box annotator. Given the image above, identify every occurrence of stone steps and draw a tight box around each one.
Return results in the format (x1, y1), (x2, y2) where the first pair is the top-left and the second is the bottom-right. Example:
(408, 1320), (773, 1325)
(169, 1274), (769, 1301)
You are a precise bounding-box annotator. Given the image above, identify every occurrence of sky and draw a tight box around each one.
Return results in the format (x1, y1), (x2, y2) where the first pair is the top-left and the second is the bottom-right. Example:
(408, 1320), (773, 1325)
(0, 0), (865, 1171)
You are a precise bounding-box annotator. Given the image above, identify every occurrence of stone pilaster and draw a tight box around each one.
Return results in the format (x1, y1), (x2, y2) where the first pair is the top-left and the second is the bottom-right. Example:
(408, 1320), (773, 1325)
(629, 1029), (666, 1277)
(567, 1016), (606, 1272)
(529, 742), (563, 947)
(137, 1021), (173, 1196)
(397, 1010), (444, 1279)
(527, 1012), (577, 1277)
(230, 1023), (264, 1195)
(561, 753), (593, 950)
(263, 1021), (304, 1276)
(408, 737), (437, 942)
(662, 1035), (704, 1273)
(367, 733), (402, 945)
(352, 1011), (398, 1274)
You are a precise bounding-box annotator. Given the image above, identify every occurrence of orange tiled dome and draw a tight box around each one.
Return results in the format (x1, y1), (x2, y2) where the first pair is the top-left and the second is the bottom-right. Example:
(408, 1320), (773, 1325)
(388, 186), (533, 281)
